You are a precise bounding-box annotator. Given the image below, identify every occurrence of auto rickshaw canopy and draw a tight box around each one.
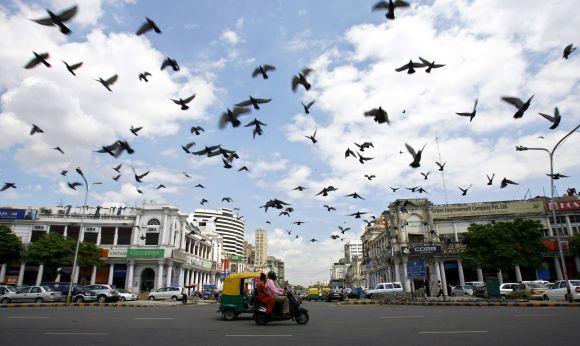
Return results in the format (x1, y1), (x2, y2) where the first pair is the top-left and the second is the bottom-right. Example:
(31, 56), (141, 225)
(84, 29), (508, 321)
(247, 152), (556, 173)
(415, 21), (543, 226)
(222, 272), (261, 295)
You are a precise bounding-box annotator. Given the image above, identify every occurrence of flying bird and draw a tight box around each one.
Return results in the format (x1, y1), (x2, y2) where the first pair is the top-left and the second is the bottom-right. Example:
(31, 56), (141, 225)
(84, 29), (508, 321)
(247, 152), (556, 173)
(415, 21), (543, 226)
(406, 143), (426, 168)
(113, 164), (122, 172)
(97, 140), (134, 157)
(291, 68), (313, 92)
(456, 99), (478, 122)
(238, 166), (249, 172)
(260, 199), (290, 212)
(355, 142), (374, 152)
(200, 199), (208, 205)
(393, 200), (416, 213)
(136, 17), (161, 35)
(138, 72), (152, 82)
(357, 152), (373, 164)
(53, 146), (64, 155)
(63, 61), (82, 75)
(156, 184), (166, 189)
(338, 226), (350, 234)
(323, 205), (336, 211)
(1, 183), (16, 192)
(60, 170), (68, 176)
(235, 96), (272, 110)
(395, 59), (425, 74)
(436, 161), (446, 171)
(31, 5), (77, 35)
(417, 187), (428, 194)
(112, 174), (121, 181)
(190, 126), (205, 135)
(219, 107), (251, 128)
(372, 0), (410, 20)
(458, 185), (472, 196)
(244, 119), (267, 138)
(418, 57), (445, 73)
(182, 172), (191, 178)
(309, 239), (319, 243)
(136, 188), (143, 194)
(133, 168), (150, 183)
(67, 182), (82, 190)
(346, 192), (365, 200)
(348, 211), (368, 219)
(345, 148), (357, 159)
(287, 229), (293, 236)
(331, 234), (340, 240)
(30, 124), (44, 135)
(293, 221), (306, 225)
(547, 173), (568, 180)
(130, 126), (143, 136)
(539, 107), (561, 130)
(364, 107), (390, 124)
(486, 173), (495, 186)
(171, 94), (196, 110)
(182, 142), (196, 153)
(501, 95), (534, 119)
(293, 186), (307, 191)
(305, 129), (318, 143)
(420, 171), (430, 180)
(252, 64), (276, 79)
(389, 186), (399, 192)
(364, 174), (376, 181)
(194, 184), (205, 188)
(161, 57), (179, 71)
(302, 101), (315, 114)
(222, 197), (233, 202)
(95, 74), (118, 92)
(191, 145), (221, 157)
(316, 186), (338, 197)
(563, 44), (576, 59)
(222, 159), (232, 169)
(24, 52), (50, 69)
(500, 178), (518, 188)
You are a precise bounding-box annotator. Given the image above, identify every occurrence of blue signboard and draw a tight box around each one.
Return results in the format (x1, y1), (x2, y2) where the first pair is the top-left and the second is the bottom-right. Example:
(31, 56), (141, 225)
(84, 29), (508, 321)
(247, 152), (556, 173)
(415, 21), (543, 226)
(407, 260), (425, 279)
(0, 208), (37, 220)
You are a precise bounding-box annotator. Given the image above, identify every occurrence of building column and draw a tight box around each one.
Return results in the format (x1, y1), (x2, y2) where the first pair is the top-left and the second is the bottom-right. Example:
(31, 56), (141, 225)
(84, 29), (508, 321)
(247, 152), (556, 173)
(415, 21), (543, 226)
(402, 259), (410, 292)
(113, 227), (119, 246)
(157, 262), (164, 289)
(477, 268), (484, 282)
(394, 260), (401, 282)
(457, 260), (465, 286)
(126, 261), (134, 290)
(554, 257), (563, 280)
(108, 263), (115, 285)
(35, 264), (44, 286)
(515, 264), (522, 282)
(178, 266), (184, 286)
(166, 263), (173, 287)
(439, 261), (448, 294)
(17, 262), (25, 286)
(197, 270), (202, 290)
(55, 268), (61, 283)
(90, 265), (97, 285)
(434, 260), (442, 282)
(0, 263), (6, 283)
(497, 269), (503, 285)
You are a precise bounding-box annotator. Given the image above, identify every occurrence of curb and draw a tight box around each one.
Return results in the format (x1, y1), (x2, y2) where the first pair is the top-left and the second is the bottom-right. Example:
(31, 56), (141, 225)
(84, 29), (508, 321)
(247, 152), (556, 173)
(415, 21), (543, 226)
(0, 301), (217, 309)
(337, 300), (580, 308)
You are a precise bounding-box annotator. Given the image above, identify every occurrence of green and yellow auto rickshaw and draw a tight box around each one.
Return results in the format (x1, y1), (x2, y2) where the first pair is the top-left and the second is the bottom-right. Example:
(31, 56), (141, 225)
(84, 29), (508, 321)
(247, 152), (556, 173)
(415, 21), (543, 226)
(306, 287), (321, 301)
(218, 272), (261, 321)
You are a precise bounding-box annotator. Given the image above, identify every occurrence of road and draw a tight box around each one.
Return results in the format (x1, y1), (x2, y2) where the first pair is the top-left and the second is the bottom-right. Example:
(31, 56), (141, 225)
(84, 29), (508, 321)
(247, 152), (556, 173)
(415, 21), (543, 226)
(1, 301), (579, 345)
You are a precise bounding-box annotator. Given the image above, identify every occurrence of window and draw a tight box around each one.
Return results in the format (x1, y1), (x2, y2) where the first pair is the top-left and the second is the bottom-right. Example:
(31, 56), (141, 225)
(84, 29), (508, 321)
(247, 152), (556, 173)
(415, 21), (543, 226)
(147, 218), (161, 226)
(385, 284), (394, 289)
(146, 233), (159, 245)
(30, 287), (41, 293)
(117, 227), (132, 245)
(49, 225), (65, 235)
(67, 226), (80, 240)
(100, 227), (115, 245)
(83, 231), (98, 244)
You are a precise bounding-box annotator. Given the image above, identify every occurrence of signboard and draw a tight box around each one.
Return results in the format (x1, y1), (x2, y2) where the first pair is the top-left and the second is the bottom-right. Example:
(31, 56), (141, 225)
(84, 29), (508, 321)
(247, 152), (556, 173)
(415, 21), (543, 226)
(443, 244), (466, 255)
(432, 201), (543, 219)
(546, 199), (580, 211)
(192, 259), (203, 267)
(108, 248), (128, 258)
(202, 260), (212, 269)
(127, 248), (165, 259)
(230, 255), (243, 262)
(407, 260), (425, 279)
(172, 249), (190, 262)
(0, 208), (37, 220)
(409, 245), (442, 255)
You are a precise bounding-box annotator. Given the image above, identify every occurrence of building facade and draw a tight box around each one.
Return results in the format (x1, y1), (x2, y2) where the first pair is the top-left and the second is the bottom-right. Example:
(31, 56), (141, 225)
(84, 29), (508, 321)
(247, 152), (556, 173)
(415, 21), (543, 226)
(255, 229), (268, 267)
(243, 241), (255, 265)
(0, 203), (222, 293)
(266, 256), (285, 282)
(191, 208), (245, 256)
(344, 240), (363, 263)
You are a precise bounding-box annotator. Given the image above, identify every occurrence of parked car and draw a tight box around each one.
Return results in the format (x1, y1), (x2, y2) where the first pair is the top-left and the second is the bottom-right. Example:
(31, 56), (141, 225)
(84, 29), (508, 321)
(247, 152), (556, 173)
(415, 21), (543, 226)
(0, 285), (18, 304)
(465, 281), (485, 288)
(450, 284), (475, 296)
(5, 286), (61, 303)
(147, 286), (183, 301)
(511, 282), (549, 300)
(366, 282), (404, 298)
(325, 288), (345, 302)
(499, 283), (519, 299)
(543, 280), (580, 302)
(84, 284), (120, 303)
(117, 289), (139, 302)
(42, 282), (85, 302)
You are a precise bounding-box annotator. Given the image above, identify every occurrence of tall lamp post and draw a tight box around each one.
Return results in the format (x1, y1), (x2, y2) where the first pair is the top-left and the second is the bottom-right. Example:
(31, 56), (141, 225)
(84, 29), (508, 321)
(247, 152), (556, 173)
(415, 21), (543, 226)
(66, 167), (102, 304)
(515, 123), (580, 281)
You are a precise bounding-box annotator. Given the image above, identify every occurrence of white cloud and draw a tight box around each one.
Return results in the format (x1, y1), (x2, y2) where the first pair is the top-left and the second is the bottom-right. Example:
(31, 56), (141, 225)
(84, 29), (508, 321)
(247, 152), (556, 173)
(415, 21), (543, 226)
(220, 29), (240, 46)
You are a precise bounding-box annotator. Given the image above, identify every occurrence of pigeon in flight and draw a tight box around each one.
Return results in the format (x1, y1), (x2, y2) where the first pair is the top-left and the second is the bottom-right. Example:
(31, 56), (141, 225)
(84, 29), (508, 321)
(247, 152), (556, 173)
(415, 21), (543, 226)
(235, 96), (272, 110)
(393, 200), (416, 213)
(260, 199), (290, 212)
(323, 205), (336, 211)
(112, 174), (121, 181)
(291, 68), (313, 92)
(364, 107), (390, 124)
(190, 126), (205, 135)
(421, 171), (430, 180)
(458, 185), (472, 196)
(136, 187), (144, 194)
(1, 183), (16, 192)
(456, 99), (478, 122)
(309, 239), (319, 243)
(139, 72), (152, 82)
(286, 229), (293, 236)
(252, 64), (276, 79)
(67, 182), (82, 190)
(305, 129), (318, 143)
(136, 17), (161, 35)
(395, 60), (425, 74)
(436, 161), (446, 171)
(130, 126), (143, 136)
(355, 142), (374, 152)
(133, 168), (150, 183)
(406, 143), (426, 168)
(293, 186), (307, 191)
(161, 57), (179, 71)
(113, 164), (122, 172)
(486, 173), (495, 185)
(24, 52), (50, 69)
(97, 140), (134, 157)
(331, 234), (340, 240)
(539, 107), (561, 129)
(346, 192), (365, 200)
(364, 174), (376, 181)
(156, 184), (166, 189)
(500, 178), (518, 188)
(293, 221), (306, 225)
(418, 57), (445, 73)
(348, 211), (368, 219)
(31, 5), (77, 35)
(238, 166), (249, 172)
(563, 44), (576, 59)
(389, 186), (399, 192)
(338, 226), (350, 234)
(345, 148), (356, 159)
(194, 184), (205, 188)
(222, 197), (233, 202)
(302, 101), (315, 114)
(265, 221), (271, 224)
(417, 187), (428, 194)
(60, 170), (68, 176)
(222, 159), (232, 169)
(406, 186), (418, 193)
(95, 74), (118, 92)
(52, 146), (64, 155)
(547, 173), (568, 180)
(182, 142), (196, 153)
(244, 119), (267, 138)
(372, 0), (410, 20)
(357, 152), (373, 164)
(182, 172), (191, 178)
(172, 94), (196, 110)
(192, 145), (221, 157)
(200, 199), (208, 205)
(63, 61), (82, 76)
(219, 107), (251, 128)
(316, 186), (338, 197)
(501, 95), (534, 119)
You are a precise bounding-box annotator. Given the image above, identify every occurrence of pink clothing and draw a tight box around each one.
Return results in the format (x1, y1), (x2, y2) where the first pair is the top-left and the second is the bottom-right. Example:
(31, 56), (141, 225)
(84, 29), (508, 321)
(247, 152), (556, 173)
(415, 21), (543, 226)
(264, 279), (283, 297)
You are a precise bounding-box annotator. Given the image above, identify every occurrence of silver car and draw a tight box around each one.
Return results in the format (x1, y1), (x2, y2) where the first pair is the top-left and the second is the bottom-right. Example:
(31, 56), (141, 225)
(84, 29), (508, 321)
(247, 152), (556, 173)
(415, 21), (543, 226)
(8, 286), (61, 303)
(451, 284), (475, 296)
(117, 289), (139, 301)
(83, 284), (120, 303)
(147, 286), (183, 301)
(0, 285), (19, 304)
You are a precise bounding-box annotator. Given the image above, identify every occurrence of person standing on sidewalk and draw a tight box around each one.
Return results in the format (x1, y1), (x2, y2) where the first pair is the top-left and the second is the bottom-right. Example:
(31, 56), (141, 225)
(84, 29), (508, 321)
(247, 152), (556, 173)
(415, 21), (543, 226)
(436, 280), (446, 301)
(181, 287), (188, 305)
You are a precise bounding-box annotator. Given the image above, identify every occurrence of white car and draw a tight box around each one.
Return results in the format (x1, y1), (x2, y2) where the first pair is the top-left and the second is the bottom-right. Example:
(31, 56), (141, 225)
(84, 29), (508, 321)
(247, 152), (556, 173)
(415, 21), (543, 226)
(117, 289), (139, 301)
(147, 286), (183, 301)
(7, 286), (61, 303)
(451, 284), (474, 296)
(465, 281), (485, 288)
(0, 285), (18, 304)
(366, 282), (404, 297)
(544, 280), (580, 302)
(499, 283), (519, 298)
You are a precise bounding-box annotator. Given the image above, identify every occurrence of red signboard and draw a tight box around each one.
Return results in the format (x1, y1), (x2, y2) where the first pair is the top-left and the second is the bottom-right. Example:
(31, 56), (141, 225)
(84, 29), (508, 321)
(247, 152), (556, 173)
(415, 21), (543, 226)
(546, 200), (580, 211)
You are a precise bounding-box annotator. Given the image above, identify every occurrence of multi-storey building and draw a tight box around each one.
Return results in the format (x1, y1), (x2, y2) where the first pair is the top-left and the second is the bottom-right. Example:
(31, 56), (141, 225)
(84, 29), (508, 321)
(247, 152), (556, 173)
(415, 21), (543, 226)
(344, 240), (363, 263)
(255, 229), (268, 267)
(243, 241), (255, 265)
(266, 256), (285, 281)
(0, 203), (222, 293)
(191, 208), (245, 257)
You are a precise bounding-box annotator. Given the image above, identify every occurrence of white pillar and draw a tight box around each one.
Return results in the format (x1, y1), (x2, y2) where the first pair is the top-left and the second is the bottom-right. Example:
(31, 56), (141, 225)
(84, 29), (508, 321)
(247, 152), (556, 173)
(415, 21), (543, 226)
(554, 257), (563, 280)
(394, 261), (401, 282)
(197, 270), (202, 290)
(90, 265), (97, 285)
(458, 260), (465, 286)
(515, 265), (522, 282)
(113, 227), (119, 246)
(55, 268), (61, 283)
(157, 263), (164, 289)
(17, 262), (25, 286)
(35, 264), (44, 286)
(108, 264), (115, 285)
(434, 260), (442, 282)
(439, 261), (447, 294)
(477, 268), (483, 282)
(166, 264), (173, 287)
(126, 261), (134, 290)
(0, 263), (6, 283)
(497, 269), (503, 285)
(402, 259), (410, 292)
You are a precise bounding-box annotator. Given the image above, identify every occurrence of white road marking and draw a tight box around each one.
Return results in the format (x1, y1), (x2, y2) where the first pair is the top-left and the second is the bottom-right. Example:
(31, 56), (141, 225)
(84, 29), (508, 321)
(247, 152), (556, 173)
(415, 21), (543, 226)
(380, 315), (424, 319)
(45, 333), (108, 335)
(133, 317), (175, 320)
(225, 335), (293, 337)
(419, 331), (488, 334)
(7, 317), (49, 319)
(514, 314), (555, 317)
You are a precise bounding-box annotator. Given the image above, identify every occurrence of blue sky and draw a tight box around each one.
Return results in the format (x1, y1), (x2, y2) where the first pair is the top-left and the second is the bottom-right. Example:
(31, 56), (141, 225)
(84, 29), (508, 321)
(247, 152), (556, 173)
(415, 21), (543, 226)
(0, 0), (579, 286)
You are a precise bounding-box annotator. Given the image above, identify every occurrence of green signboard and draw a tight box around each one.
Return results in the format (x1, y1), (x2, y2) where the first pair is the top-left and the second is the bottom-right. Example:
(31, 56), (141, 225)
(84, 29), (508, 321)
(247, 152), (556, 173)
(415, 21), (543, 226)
(203, 260), (212, 269)
(231, 255), (243, 261)
(127, 248), (165, 259)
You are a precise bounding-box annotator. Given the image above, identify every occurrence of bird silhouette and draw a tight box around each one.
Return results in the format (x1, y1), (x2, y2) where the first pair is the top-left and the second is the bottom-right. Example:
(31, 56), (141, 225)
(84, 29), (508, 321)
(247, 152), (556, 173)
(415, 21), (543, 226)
(345, 148), (357, 159)
(252, 64), (276, 79)
(60, 170), (68, 176)
(547, 173), (568, 180)
(190, 126), (204, 135)
(456, 99), (478, 122)
(136, 17), (161, 35)
(112, 174), (121, 181)
(305, 129), (318, 143)
(182, 142), (196, 153)
(1, 183), (16, 192)
(293, 221), (306, 225)
(436, 161), (446, 171)
(364, 174), (376, 181)
(222, 159), (232, 169)
(500, 178), (518, 188)
(171, 94), (196, 110)
(286, 229), (293, 236)
(67, 182), (82, 190)
(194, 184), (205, 188)
(136, 187), (143, 194)
(244, 119), (267, 138)
(406, 143), (426, 168)
(95, 74), (118, 92)
(486, 173), (495, 185)
(323, 205), (336, 211)
(32, 5), (77, 35)
(291, 68), (313, 92)
(302, 101), (315, 114)
(357, 152), (373, 164)
(348, 211), (368, 219)
(346, 192), (365, 200)
(219, 107), (251, 128)
(539, 107), (561, 129)
(156, 184), (166, 189)
(182, 172), (191, 178)
(133, 168), (150, 183)
(161, 57), (179, 71)
(458, 185), (472, 196)
(113, 164), (122, 172)
(138, 72), (152, 82)
(372, 0), (410, 20)
(389, 186), (399, 192)
(53, 147), (65, 155)
(25, 52), (50, 69)
(293, 186), (307, 191)
(364, 107), (390, 124)
(235, 96), (271, 110)
(130, 126), (143, 136)
(316, 186), (338, 197)
(563, 44), (576, 59)
(502, 95), (534, 119)
(395, 59), (425, 74)
(260, 199), (290, 212)
(63, 61), (82, 75)
(97, 140), (134, 157)
(418, 57), (445, 73)
(238, 166), (249, 172)
(417, 187), (428, 194)
(331, 234), (340, 240)
(338, 226), (350, 234)
(200, 199), (208, 205)
(309, 238), (319, 243)
(222, 197), (233, 202)
(355, 142), (374, 152)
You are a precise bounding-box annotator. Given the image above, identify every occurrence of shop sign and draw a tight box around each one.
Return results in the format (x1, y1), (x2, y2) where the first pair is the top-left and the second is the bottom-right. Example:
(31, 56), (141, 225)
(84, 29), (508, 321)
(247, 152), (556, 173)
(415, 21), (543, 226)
(443, 244), (466, 255)
(230, 255), (243, 262)
(407, 260), (425, 279)
(408, 245), (442, 255)
(192, 259), (203, 267)
(432, 201), (543, 219)
(543, 240), (569, 251)
(546, 200), (580, 211)
(0, 208), (37, 220)
(108, 248), (128, 258)
(127, 248), (165, 259)
(202, 260), (212, 269)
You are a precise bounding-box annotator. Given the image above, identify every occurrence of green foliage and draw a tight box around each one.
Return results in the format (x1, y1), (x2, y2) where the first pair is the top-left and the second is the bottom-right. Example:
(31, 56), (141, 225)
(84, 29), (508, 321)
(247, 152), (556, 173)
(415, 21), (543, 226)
(24, 232), (74, 267)
(571, 233), (580, 257)
(77, 242), (103, 268)
(0, 225), (23, 264)
(461, 218), (547, 271)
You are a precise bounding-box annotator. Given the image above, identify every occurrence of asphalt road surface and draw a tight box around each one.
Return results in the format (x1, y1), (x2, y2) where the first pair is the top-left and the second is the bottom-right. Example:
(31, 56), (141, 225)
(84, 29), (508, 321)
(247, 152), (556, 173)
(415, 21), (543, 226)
(1, 302), (579, 346)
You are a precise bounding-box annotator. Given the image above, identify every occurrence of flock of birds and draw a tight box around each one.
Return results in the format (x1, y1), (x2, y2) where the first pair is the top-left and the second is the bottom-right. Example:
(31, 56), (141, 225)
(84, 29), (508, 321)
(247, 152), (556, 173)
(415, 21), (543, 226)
(1, 3), (578, 245)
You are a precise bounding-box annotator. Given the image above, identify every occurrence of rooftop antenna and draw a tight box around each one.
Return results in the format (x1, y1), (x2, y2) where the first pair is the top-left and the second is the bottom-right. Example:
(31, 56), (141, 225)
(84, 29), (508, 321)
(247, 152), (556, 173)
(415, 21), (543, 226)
(435, 136), (449, 205)
(523, 188), (531, 200)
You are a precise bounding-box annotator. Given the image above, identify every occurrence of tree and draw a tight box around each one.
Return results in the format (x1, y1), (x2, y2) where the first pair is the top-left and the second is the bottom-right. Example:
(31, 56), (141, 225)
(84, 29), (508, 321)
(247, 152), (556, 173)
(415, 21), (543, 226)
(24, 232), (74, 268)
(77, 242), (103, 268)
(0, 225), (23, 264)
(571, 233), (580, 258)
(461, 219), (547, 271)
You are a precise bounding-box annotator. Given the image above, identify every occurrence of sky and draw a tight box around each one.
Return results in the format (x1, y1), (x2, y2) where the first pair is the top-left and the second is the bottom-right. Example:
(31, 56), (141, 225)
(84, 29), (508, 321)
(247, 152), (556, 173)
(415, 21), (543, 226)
(0, 0), (579, 287)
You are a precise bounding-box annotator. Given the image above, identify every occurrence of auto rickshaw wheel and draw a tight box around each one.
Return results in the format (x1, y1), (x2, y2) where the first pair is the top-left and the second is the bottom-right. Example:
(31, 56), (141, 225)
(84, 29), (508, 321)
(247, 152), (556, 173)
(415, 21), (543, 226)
(222, 309), (237, 321)
(295, 311), (309, 325)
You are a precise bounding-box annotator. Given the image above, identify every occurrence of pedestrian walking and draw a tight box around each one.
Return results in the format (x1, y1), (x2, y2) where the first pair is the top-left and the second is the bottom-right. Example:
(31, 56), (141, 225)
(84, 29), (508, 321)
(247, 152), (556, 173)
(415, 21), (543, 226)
(181, 287), (188, 305)
(436, 280), (446, 301)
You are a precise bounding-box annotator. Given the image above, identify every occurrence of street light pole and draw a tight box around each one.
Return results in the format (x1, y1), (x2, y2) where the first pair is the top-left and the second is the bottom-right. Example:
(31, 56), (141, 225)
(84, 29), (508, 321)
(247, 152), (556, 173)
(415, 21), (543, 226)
(515, 123), (580, 281)
(66, 168), (101, 304)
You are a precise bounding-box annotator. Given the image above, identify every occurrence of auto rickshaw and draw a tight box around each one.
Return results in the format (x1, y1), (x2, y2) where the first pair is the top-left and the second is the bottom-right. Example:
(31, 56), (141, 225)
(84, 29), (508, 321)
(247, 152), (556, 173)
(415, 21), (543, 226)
(306, 287), (320, 301)
(218, 272), (261, 321)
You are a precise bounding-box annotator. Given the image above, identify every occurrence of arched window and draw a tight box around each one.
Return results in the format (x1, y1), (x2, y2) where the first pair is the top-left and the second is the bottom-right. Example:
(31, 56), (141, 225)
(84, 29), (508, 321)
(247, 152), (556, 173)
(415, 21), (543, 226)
(147, 218), (160, 225)
(145, 218), (160, 245)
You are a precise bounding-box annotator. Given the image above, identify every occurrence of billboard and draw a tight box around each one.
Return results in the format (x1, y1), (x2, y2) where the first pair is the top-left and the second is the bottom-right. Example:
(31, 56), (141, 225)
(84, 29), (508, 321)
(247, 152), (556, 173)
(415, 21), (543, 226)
(546, 199), (580, 211)
(0, 208), (37, 220)
(407, 260), (425, 279)
(432, 200), (544, 219)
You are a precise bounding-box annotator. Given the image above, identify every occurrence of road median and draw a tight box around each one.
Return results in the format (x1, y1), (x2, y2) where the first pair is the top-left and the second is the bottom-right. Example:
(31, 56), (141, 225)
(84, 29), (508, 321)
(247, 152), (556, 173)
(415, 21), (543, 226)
(337, 300), (580, 307)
